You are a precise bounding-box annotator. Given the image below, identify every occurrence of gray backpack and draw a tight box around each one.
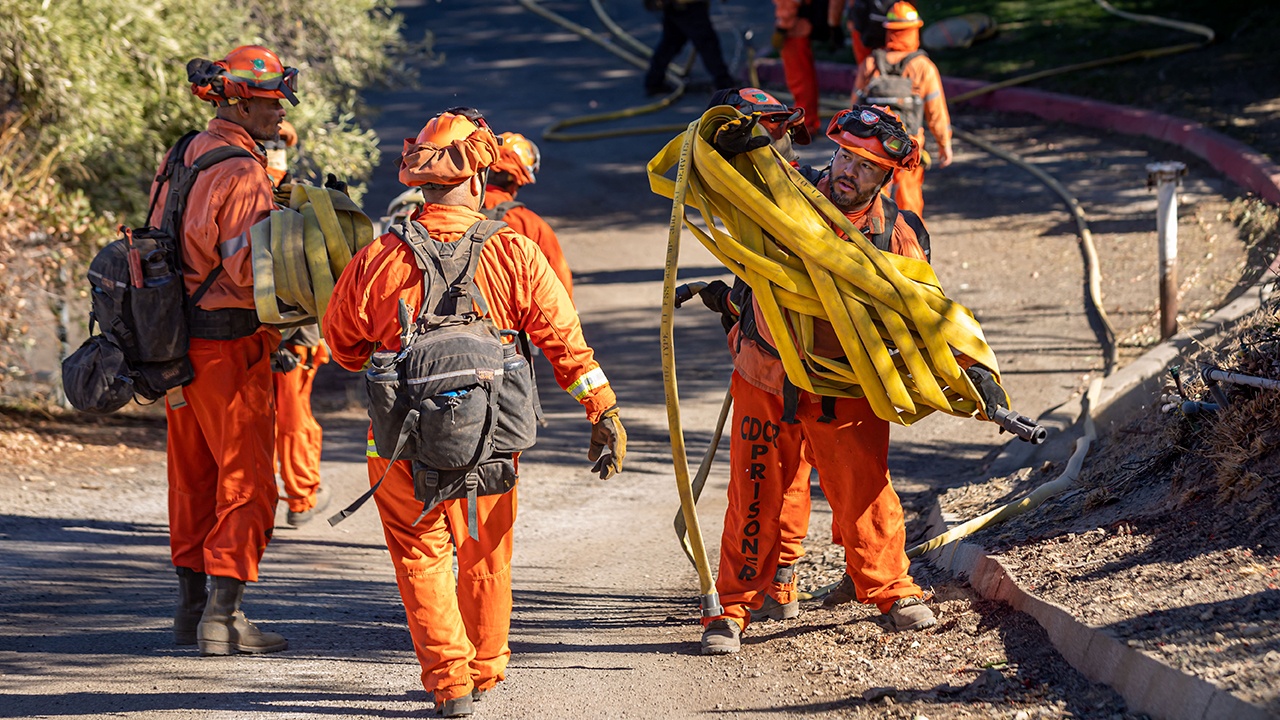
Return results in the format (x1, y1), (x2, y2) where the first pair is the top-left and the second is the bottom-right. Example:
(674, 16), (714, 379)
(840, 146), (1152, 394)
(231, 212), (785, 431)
(861, 49), (927, 137)
(330, 218), (541, 535)
(481, 199), (524, 221)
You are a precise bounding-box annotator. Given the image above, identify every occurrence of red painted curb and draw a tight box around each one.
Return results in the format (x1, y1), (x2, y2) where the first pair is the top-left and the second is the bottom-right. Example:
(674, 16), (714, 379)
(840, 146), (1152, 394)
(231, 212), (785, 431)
(754, 58), (1280, 205)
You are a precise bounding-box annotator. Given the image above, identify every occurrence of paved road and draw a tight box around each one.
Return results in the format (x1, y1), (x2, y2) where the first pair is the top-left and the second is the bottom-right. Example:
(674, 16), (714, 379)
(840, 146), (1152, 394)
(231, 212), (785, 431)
(0, 0), (1247, 717)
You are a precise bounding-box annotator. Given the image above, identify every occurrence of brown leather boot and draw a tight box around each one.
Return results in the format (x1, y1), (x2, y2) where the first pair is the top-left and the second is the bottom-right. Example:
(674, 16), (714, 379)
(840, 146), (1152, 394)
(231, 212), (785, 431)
(197, 576), (288, 656)
(750, 565), (800, 621)
(174, 567), (207, 646)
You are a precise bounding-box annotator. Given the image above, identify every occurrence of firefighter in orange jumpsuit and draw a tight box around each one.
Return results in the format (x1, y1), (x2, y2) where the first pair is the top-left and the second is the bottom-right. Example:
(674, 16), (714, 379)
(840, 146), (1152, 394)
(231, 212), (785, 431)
(772, 0), (826, 137)
(323, 107), (626, 718)
(260, 120), (333, 527)
(700, 105), (969, 655)
(483, 132), (574, 299)
(852, 1), (952, 217)
(159, 45), (299, 656)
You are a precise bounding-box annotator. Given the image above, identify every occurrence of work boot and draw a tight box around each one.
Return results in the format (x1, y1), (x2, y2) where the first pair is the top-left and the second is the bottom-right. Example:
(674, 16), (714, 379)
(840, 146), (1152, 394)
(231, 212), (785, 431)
(197, 576), (289, 656)
(750, 565), (800, 621)
(885, 596), (937, 632)
(287, 485), (331, 528)
(174, 567), (208, 646)
(822, 573), (858, 607)
(438, 694), (474, 717)
(700, 618), (741, 655)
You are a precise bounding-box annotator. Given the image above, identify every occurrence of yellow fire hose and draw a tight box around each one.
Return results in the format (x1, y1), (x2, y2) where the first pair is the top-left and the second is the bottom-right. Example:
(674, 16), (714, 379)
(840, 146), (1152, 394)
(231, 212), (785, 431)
(651, 107), (1040, 612)
(250, 184), (374, 327)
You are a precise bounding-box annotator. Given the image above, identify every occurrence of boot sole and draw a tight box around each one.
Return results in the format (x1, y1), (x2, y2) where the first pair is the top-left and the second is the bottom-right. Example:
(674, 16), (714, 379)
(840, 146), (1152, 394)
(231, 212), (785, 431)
(198, 639), (289, 656)
(894, 617), (938, 633)
(750, 601), (800, 621)
(701, 643), (740, 656)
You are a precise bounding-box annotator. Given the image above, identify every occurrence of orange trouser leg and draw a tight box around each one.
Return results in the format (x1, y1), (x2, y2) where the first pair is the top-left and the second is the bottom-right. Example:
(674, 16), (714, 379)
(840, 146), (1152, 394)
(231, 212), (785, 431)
(781, 36), (820, 134)
(369, 454), (515, 703)
(797, 394), (921, 613)
(166, 329), (279, 581)
(708, 373), (808, 630)
(776, 462), (812, 567)
(273, 347), (323, 513)
(891, 162), (926, 217)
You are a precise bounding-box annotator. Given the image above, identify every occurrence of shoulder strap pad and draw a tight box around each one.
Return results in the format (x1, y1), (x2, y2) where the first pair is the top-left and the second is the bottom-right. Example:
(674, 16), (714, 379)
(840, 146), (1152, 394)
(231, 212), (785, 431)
(190, 144), (255, 171)
(481, 200), (525, 221)
(872, 49), (890, 76)
(889, 50), (927, 75)
(870, 196), (898, 253)
(898, 208), (931, 263)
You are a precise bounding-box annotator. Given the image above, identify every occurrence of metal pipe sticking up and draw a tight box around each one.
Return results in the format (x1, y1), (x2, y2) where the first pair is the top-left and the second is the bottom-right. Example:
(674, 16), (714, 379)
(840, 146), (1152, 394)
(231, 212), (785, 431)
(1146, 161), (1187, 339)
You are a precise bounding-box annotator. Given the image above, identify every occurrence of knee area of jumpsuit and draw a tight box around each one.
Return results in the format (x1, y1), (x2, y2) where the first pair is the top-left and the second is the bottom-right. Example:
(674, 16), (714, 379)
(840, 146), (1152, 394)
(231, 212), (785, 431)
(456, 563), (511, 583)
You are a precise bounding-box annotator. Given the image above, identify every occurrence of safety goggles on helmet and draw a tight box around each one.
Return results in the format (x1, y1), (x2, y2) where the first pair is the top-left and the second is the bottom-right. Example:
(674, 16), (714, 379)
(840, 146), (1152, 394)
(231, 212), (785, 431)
(230, 65), (299, 103)
(827, 107), (915, 160)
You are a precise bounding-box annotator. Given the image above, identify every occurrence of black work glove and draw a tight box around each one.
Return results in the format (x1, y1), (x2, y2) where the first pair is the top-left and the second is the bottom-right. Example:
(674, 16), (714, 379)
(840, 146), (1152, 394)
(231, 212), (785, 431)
(824, 22), (845, 53)
(771, 27), (787, 50)
(713, 114), (771, 159)
(324, 173), (350, 197)
(965, 365), (1010, 421)
(588, 405), (627, 480)
(273, 181), (294, 208)
(271, 347), (300, 373)
(700, 279), (738, 333)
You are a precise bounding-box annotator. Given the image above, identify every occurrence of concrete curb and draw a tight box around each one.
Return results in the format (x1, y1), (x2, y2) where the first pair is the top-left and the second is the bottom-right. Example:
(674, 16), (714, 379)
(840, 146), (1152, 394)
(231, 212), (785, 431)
(752, 59), (1280, 204)
(922, 505), (1273, 720)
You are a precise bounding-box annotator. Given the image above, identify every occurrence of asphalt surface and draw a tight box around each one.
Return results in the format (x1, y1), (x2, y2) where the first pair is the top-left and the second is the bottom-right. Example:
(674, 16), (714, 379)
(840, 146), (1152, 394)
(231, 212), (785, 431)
(0, 1), (1252, 718)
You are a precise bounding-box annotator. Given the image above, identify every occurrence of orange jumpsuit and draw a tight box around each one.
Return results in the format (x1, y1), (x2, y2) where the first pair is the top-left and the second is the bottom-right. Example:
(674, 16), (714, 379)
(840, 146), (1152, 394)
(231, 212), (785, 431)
(273, 324), (329, 513)
(709, 185), (926, 632)
(774, 0), (821, 135)
(149, 118), (281, 581)
(323, 202), (615, 705)
(483, 185), (574, 300)
(853, 27), (951, 217)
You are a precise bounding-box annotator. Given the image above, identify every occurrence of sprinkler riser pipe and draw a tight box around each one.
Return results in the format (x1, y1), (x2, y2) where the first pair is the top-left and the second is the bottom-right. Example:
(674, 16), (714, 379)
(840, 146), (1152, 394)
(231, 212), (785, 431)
(1148, 162), (1185, 340)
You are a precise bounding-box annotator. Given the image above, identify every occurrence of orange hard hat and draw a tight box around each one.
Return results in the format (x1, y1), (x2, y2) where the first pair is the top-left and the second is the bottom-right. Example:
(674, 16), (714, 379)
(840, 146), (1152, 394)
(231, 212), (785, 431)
(399, 107), (502, 188)
(710, 87), (811, 145)
(882, 1), (923, 29)
(189, 45), (299, 106)
(497, 132), (541, 184)
(825, 106), (921, 172)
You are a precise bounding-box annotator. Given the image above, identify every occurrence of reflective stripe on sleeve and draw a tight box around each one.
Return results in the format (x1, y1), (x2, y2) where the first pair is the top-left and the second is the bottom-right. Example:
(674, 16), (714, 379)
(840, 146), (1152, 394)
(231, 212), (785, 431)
(366, 438), (380, 458)
(220, 231), (250, 259)
(924, 91), (941, 103)
(565, 367), (609, 401)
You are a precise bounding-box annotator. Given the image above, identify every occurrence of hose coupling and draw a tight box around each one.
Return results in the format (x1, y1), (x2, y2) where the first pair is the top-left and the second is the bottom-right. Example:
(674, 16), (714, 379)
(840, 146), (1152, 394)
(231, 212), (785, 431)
(700, 592), (724, 619)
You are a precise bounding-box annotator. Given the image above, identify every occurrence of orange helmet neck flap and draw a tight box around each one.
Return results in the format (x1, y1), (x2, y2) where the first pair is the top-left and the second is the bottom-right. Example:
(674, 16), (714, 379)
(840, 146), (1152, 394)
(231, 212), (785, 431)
(399, 107), (503, 191)
(825, 106), (921, 172)
(188, 46), (299, 106)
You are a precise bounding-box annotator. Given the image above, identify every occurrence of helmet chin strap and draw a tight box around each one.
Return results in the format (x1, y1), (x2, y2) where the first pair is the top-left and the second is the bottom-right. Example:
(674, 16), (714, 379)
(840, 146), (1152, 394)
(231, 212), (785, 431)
(474, 168), (489, 209)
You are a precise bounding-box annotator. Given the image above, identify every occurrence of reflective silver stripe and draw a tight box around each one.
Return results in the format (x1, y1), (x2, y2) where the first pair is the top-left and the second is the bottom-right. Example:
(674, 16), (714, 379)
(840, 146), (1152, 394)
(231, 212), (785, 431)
(566, 367), (609, 401)
(405, 367), (504, 386)
(366, 439), (379, 458)
(220, 231), (249, 259)
(924, 90), (941, 102)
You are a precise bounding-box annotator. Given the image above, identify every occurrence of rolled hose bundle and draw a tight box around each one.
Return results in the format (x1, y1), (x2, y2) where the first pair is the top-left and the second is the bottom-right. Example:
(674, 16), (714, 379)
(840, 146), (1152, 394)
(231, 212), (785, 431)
(648, 106), (1005, 426)
(250, 184), (375, 327)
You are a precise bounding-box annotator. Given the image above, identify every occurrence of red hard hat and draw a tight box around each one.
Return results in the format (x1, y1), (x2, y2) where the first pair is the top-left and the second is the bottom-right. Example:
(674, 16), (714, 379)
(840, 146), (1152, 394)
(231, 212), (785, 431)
(189, 45), (299, 106)
(825, 106), (921, 172)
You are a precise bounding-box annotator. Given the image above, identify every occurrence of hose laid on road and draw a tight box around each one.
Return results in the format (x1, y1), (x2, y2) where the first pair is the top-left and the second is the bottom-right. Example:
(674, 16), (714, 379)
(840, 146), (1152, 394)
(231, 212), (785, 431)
(249, 184), (374, 327)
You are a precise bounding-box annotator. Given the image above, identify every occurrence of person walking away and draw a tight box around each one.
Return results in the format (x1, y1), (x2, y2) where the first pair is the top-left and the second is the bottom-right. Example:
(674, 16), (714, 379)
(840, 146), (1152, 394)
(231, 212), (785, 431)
(162, 45), (300, 656)
(483, 132), (574, 300)
(271, 324), (331, 526)
(772, 1), (835, 138)
(852, 1), (952, 217)
(644, 0), (736, 95)
(699, 105), (1005, 655)
(323, 107), (627, 717)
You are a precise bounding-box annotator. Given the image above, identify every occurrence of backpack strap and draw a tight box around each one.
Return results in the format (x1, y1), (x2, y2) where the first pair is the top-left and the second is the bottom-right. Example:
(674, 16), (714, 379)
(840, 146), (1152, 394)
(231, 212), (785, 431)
(456, 219), (507, 318)
(389, 218), (507, 324)
(481, 200), (525, 222)
(899, 208), (931, 263)
(872, 48), (890, 77)
(870, 196), (898, 254)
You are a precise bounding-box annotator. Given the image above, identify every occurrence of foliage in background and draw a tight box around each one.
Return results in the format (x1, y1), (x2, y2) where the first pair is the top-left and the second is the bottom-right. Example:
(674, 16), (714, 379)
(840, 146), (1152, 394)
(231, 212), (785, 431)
(0, 0), (413, 400)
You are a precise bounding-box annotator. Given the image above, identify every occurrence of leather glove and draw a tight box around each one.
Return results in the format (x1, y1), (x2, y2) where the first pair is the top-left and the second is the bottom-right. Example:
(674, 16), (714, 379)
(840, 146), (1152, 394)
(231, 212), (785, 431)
(271, 347), (300, 374)
(712, 114), (771, 158)
(273, 181), (294, 207)
(588, 405), (627, 480)
(771, 27), (787, 51)
(965, 365), (1010, 421)
(324, 173), (350, 196)
(698, 279), (732, 315)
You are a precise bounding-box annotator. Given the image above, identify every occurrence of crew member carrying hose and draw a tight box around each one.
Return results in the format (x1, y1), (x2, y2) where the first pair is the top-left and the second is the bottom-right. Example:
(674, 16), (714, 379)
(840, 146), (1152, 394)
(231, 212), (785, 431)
(322, 108), (626, 718)
(483, 132), (574, 299)
(680, 105), (1013, 655)
(852, 1), (952, 217)
(159, 44), (299, 657)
